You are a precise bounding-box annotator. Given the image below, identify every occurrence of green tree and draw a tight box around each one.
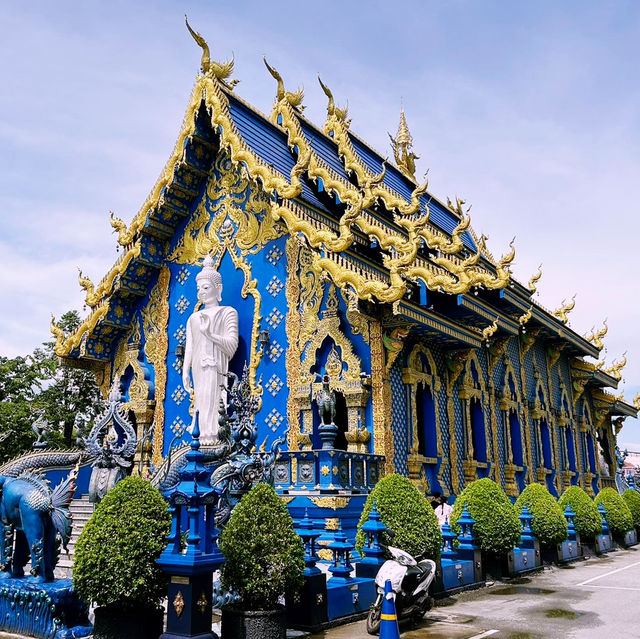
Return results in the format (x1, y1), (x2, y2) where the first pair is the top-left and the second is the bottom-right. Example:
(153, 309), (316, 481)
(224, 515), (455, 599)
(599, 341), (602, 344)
(0, 310), (103, 463)
(37, 311), (104, 445)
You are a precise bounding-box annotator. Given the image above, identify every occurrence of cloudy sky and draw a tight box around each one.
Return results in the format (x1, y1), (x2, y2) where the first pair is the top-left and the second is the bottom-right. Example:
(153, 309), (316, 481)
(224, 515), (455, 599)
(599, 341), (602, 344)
(1, 1), (639, 444)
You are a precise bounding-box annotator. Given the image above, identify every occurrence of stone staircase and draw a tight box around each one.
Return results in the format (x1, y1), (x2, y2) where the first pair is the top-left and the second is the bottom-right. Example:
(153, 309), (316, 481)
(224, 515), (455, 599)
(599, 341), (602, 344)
(55, 495), (94, 578)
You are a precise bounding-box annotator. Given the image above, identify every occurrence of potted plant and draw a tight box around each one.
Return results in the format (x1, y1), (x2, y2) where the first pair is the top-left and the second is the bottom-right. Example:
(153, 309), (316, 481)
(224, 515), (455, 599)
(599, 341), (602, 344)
(515, 483), (567, 562)
(219, 482), (304, 639)
(356, 473), (441, 559)
(450, 478), (521, 579)
(558, 486), (602, 554)
(595, 487), (634, 544)
(72, 476), (171, 639)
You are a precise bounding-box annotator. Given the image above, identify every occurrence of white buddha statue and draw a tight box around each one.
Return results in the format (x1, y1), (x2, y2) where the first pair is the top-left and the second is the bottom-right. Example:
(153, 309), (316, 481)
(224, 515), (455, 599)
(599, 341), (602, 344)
(182, 255), (239, 444)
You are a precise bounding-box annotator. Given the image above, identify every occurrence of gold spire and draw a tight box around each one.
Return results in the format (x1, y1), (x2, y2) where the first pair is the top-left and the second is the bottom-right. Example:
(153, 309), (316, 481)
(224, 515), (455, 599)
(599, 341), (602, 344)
(397, 107), (413, 147)
(388, 107), (419, 180)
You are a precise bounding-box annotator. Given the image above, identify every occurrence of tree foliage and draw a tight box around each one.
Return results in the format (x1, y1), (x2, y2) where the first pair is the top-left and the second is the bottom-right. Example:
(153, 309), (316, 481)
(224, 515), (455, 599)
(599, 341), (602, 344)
(73, 476), (171, 610)
(219, 483), (304, 610)
(515, 483), (568, 549)
(595, 487), (634, 536)
(355, 473), (441, 559)
(622, 489), (640, 529)
(0, 310), (103, 463)
(558, 486), (602, 542)
(450, 478), (521, 557)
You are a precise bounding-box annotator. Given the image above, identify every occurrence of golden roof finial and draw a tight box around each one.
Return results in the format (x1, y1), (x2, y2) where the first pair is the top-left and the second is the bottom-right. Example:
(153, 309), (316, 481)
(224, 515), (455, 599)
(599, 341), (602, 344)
(388, 106), (419, 180)
(318, 77), (349, 123)
(185, 16), (237, 86)
(518, 305), (534, 327)
(604, 351), (627, 382)
(50, 315), (65, 346)
(585, 318), (608, 350)
(633, 393), (640, 411)
(552, 294), (576, 324)
(77, 268), (95, 306)
(263, 57), (304, 111)
(528, 263), (543, 294)
(482, 317), (499, 342)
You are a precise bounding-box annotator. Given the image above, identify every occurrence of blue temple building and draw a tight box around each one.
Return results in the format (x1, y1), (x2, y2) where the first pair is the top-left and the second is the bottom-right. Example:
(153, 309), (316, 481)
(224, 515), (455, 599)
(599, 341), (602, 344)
(49, 27), (637, 542)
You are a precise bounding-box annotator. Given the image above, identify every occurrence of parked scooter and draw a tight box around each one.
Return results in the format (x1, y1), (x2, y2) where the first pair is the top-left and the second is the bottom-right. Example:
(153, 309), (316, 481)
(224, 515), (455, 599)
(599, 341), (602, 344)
(366, 546), (437, 635)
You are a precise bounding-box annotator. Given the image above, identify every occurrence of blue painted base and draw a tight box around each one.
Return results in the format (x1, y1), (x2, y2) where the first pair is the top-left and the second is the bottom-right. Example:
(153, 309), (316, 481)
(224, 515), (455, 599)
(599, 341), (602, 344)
(326, 577), (376, 621)
(0, 577), (92, 639)
(435, 557), (478, 592)
(595, 533), (613, 554)
(621, 529), (638, 548)
(507, 547), (541, 576)
(286, 572), (328, 631)
(556, 539), (582, 563)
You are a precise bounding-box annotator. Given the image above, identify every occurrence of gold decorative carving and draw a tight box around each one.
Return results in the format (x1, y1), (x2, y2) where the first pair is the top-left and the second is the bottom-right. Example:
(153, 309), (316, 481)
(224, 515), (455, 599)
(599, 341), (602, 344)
(309, 497), (351, 510)
(317, 549), (333, 561)
(324, 518), (340, 531)
(320, 465), (331, 476)
(383, 327), (410, 374)
(519, 326), (541, 362)
(488, 336), (510, 372)
(144, 266), (170, 468)
(196, 592), (208, 615)
(173, 591), (185, 617)
(370, 320), (392, 464)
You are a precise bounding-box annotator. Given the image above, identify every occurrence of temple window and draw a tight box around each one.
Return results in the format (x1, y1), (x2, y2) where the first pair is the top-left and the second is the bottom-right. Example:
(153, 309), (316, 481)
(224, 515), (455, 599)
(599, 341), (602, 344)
(509, 410), (523, 466)
(402, 345), (443, 492)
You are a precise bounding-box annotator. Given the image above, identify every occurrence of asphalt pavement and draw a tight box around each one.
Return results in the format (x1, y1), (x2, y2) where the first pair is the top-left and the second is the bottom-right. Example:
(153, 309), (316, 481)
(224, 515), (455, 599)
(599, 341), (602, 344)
(309, 546), (640, 638)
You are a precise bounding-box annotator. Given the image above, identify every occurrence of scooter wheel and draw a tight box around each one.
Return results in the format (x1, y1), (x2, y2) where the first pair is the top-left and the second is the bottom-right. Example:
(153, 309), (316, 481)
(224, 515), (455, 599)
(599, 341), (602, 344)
(366, 603), (382, 635)
(413, 595), (433, 622)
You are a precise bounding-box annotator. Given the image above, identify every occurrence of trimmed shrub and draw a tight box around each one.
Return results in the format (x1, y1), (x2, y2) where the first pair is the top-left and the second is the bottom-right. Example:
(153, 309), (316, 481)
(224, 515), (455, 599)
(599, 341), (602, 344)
(355, 473), (441, 560)
(73, 476), (171, 611)
(558, 486), (602, 542)
(219, 483), (304, 610)
(622, 489), (640, 529)
(450, 478), (520, 557)
(515, 483), (567, 549)
(595, 487), (634, 536)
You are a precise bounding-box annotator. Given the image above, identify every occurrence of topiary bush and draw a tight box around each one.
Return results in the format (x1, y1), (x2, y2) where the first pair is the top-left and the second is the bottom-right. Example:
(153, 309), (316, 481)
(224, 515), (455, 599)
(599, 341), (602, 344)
(450, 478), (520, 557)
(595, 487), (634, 536)
(73, 476), (171, 611)
(355, 473), (441, 560)
(558, 486), (602, 542)
(622, 489), (640, 529)
(515, 483), (567, 549)
(219, 483), (304, 611)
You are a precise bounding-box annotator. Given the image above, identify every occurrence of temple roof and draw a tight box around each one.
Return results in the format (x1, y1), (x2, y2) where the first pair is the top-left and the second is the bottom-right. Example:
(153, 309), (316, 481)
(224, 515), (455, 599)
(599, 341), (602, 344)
(50, 38), (635, 420)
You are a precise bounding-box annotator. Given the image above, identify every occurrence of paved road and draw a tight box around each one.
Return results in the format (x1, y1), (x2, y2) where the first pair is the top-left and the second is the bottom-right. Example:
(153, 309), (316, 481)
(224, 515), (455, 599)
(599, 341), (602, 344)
(311, 546), (640, 638)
